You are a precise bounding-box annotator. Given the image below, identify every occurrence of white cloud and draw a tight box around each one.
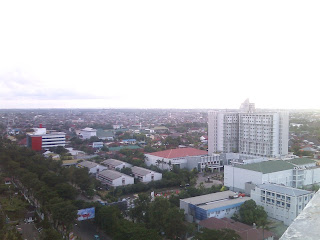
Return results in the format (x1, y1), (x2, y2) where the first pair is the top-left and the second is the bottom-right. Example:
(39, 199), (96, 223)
(0, 0), (320, 109)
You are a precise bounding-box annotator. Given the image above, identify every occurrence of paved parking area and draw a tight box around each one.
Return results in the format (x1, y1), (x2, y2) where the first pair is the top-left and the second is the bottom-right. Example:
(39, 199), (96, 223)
(196, 172), (223, 188)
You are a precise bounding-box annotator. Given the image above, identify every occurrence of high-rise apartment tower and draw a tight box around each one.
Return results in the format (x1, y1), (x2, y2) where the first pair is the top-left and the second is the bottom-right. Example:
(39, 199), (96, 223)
(208, 99), (289, 158)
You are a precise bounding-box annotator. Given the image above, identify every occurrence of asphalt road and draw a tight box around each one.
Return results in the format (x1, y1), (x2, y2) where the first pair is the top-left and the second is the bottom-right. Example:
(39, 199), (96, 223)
(73, 220), (112, 240)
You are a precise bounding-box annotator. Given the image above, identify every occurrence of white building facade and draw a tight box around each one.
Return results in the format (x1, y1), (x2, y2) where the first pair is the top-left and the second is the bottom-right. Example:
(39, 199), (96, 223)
(27, 127), (66, 151)
(251, 184), (314, 225)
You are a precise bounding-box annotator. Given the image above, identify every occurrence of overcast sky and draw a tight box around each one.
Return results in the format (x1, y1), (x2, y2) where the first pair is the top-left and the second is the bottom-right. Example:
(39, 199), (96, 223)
(0, 1), (319, 109)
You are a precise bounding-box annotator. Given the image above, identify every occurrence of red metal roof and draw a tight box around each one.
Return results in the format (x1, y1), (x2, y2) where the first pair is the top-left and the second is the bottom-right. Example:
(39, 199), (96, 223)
(147, 147), (207, 159)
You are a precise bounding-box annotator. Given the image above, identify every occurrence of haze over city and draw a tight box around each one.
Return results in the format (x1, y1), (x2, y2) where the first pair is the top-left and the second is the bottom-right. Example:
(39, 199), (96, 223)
(1, 0), (320, 109)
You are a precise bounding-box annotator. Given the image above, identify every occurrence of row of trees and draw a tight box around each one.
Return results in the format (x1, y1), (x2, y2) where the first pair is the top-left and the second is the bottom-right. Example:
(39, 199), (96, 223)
(0, 140), (83, 237)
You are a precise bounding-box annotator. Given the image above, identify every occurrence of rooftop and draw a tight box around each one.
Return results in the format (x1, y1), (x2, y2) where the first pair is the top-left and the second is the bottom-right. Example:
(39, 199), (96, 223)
(109, 145), (141, 151)
(98, 169), (131, 180)
(287, 158), (316, 165)
(257, 183), (312, 197)
(78, 161), (98, 169)
(131, 166), (157, 176)
(199, 217), (274, 240)
(81, 127), (96, 132)
(236, 160), (295, 174)
(147, 147), (207, 159)
(102, 159), (125, 167)
(181, 191), (250, 210)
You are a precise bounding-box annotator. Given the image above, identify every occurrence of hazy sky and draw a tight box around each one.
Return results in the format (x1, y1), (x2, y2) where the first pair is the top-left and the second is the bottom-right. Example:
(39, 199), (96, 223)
(1, 1), (319, 109)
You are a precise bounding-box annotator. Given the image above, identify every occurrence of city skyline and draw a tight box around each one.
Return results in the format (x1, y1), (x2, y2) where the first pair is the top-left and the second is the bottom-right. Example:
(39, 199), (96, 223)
(1, 1), (320, 109)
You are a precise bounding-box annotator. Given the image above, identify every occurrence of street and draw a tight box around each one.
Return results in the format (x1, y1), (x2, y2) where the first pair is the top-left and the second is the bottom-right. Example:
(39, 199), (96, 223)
(73, 220), (112, 240)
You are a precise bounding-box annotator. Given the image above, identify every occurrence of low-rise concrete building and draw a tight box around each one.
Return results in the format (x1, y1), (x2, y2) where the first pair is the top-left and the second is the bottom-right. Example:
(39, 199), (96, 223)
(77, 161), (107, 174)
(180, 191), (250, 222)
(101, 159), (132, 170)
(251, 183), (314, 226)
(145, 147), (208, 170)
(96, 170), (134, 187)
(131, 166), (162, 182)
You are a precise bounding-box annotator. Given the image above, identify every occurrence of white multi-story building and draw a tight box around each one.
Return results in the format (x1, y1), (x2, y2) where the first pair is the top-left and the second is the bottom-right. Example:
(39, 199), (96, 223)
(80, 127), (97, 139)
(251, 183), (314, 225)
(27, 127), (66, 151)
(208, 99), (289, 158)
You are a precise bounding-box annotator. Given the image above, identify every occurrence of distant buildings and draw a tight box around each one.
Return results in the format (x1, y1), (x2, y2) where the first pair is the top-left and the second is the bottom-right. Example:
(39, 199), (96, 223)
(251, 183), (314, 225)
(180, 191), (250, 222)
(27, 126), (66, 151)
(122, 139), (137, 145)
(208, 99), (289, 158)
(92, 142), (104, 148)
(80, 127), (97, 139)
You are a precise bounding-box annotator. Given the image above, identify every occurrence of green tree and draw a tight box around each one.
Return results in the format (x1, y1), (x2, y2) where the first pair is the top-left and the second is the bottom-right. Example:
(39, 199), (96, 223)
(55, 183), (78, 200)
(194, 228), (240, 240)
(238, 200), (268, 227)
(41, 228), (63, 240)
(95, 206), (122, 235)
(147, 197), (187, 239)
(115, 220), (161, 240)
(129, 193), (150, 223)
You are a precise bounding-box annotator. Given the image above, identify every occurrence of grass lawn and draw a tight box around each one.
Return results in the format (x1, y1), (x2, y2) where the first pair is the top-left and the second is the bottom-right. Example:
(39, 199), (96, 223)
(268, 218), (288, 239)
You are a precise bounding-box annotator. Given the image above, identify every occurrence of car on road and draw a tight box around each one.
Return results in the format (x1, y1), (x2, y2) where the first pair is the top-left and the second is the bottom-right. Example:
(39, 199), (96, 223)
(94, 235), (100, 240)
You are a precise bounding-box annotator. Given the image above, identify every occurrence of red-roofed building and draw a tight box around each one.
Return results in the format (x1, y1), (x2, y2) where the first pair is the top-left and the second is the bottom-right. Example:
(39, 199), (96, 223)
(145, 147), (208, 170)
(199, 217), (275, 240)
